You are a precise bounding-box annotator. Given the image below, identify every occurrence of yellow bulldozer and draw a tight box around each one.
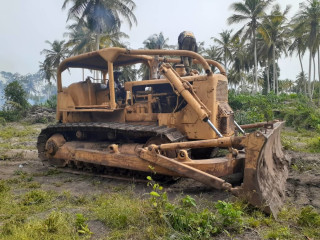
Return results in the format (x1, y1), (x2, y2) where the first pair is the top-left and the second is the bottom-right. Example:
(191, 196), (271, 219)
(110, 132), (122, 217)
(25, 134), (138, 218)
(37, 48), (289, 216)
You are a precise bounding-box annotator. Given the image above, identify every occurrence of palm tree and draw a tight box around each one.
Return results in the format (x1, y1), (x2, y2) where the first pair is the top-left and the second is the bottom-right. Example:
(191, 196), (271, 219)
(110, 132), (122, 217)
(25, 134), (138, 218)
(288, 29), (308, 96)
(258, 4), (291, 95)
(139, 32), (172, 79)
(212, 30), (233, 74)
(64, 17), (128, 55)
(39, 40), (69, 82)
(202, 45), (222, 73)
(142, 32), (172, 50)
(294, 72), (308, 94)
(62, 0), (137, 51)
(230, 36), (251, 92)
(228, 0), (273, 93)
(292, 0), (320, 99)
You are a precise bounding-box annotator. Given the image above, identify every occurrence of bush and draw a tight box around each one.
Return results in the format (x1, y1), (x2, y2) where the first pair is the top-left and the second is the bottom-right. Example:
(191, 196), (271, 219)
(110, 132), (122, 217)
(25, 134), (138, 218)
(1, 81), (29, 122)
(42, 94), (57, 109)
(229, 92), (320, 131)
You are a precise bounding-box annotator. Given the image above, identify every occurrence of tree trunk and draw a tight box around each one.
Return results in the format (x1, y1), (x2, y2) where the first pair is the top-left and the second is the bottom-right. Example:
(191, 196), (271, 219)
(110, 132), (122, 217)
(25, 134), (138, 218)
(308, 50), (312, 99)
(273, 46), (276, 93)
(318, 47), (320, 105)
(96, 33), (101, 80)
(253, 29), (258, 94)
(298, 51), (306, 96)
(267, 59), (270, 94)
(311, 54), (316, 99)
(224, 50), (227, 75)
(276, 59), (279, 95)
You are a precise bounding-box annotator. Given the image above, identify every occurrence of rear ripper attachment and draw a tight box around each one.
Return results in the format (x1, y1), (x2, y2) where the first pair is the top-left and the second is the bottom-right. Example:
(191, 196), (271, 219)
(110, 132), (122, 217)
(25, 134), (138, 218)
(37, 47), (289, 217)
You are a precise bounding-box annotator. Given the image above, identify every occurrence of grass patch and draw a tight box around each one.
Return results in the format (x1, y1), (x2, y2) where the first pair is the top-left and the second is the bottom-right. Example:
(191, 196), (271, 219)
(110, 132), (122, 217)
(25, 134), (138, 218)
(21, 190), (50, 205)
(0, 211), (81, 240)
(0, 125), (38, 140)
(281, 128), (320, 153)
(0, 173), (319, 239)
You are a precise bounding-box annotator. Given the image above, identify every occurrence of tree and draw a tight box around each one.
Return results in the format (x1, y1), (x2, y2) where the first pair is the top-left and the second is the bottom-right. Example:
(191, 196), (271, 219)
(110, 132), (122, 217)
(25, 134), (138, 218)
(64, 17), (128, 55)
(258, 4), (291, 95)
(4, 81), (29, 109)
(139, 32), (172, 79)
(229, 36), (250, 92)
(1, 81), (29, 121)
(142, 32), (172, 50)
(212, 30), (233, 74)
(228, 0), (273, 93)
(62, 0), (137, 51)
(288, 29), (308, 95)
(202, 45), (222, 73)
(292, 0), (320, 99)
(39, 40), (69, 82)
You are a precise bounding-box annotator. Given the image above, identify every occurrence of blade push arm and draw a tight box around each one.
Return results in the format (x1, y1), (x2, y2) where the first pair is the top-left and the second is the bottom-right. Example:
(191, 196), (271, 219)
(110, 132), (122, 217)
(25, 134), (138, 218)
(159, 63), (223, 137)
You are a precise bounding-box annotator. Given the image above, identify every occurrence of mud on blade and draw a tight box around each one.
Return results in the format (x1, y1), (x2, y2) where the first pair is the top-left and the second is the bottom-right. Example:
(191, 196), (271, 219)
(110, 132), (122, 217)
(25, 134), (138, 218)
(233, 121), (289, 217)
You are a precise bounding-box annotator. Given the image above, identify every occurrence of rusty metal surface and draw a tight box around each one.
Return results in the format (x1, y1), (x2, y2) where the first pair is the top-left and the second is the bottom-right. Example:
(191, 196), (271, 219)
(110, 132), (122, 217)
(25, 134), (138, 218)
(37, 122), (185, 162)
(139, 146), (232, 190)
(232, 121), (289, 217)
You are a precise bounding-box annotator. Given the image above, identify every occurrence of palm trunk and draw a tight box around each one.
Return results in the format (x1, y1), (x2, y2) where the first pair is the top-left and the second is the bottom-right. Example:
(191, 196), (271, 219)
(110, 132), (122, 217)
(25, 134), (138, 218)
(276, 59), (279, 95)
(267, 60), (270, 94)
(273, 46), (276, 93)
(311, 54), (316, 100)
(95, 33), (101, 80)
(224, 51), (227, 75)
(308, 49), (312, 99)
(298, 51), (306, 96)
(318, 47), (320, 105)
(253, 29), (258, 94)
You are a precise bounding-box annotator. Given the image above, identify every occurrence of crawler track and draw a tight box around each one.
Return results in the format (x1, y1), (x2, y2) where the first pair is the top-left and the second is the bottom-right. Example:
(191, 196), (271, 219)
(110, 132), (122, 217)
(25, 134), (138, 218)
(37, 122), (185, 181)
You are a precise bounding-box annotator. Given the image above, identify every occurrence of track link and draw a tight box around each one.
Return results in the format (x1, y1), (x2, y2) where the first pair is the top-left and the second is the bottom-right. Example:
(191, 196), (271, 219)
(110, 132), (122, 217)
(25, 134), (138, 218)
(37, 122), (185, 178)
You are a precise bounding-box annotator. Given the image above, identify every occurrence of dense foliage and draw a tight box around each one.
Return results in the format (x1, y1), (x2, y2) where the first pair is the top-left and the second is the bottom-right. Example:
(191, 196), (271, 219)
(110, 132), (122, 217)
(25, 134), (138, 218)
(0, 81), (29, 122)
(229, 92), (320, 131)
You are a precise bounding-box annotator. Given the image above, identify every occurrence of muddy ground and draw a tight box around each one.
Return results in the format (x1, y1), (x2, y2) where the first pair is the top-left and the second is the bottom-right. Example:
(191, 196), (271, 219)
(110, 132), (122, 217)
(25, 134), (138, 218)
(0, 123), (319, 239)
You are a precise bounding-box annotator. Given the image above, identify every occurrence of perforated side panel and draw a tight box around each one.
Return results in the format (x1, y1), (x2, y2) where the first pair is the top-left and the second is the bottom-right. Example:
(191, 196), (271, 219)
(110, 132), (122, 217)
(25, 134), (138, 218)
(216, 80), (228, 102)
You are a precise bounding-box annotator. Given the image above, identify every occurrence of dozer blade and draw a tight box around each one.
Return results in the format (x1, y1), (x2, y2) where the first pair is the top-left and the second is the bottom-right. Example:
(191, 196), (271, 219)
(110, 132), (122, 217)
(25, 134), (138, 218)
(232, 121), (289, 217)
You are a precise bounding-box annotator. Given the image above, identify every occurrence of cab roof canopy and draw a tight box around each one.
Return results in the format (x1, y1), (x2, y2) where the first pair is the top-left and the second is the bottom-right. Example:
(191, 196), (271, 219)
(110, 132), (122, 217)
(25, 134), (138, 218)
(59, 47), (152, 72)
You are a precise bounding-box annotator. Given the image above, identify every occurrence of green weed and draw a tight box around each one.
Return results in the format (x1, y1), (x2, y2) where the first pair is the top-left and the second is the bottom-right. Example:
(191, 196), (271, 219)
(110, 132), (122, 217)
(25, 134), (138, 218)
(95, 192), (148, 229)
(75, 213), (92, 235)
(0, 180), (10, 193)
(265, 226), (292, 239)
(0, 126), (38, 139)
(297, 206), (320, 227)
(21, 190), (49, 205)
(0, 211), (79, 240)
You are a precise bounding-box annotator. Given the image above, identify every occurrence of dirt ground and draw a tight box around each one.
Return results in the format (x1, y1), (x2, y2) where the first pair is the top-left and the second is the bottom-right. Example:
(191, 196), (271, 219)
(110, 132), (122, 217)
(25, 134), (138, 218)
(0, 123), (319, 239)
(2, 148), (319, 210)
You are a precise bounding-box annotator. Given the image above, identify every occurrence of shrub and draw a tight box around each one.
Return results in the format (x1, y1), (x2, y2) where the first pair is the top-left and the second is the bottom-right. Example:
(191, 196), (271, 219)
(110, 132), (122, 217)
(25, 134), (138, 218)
(229, 92), (320, 131)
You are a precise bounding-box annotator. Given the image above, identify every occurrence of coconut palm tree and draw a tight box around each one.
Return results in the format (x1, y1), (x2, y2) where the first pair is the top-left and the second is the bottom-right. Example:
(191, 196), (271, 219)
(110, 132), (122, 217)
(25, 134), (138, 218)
(202, 45), (222, 73)
(258, 4), (291, 95)
(228, 0), (273, 93)
(64, 17), (128, 55)
(39, 40), (69, 82)
(288, 29), (308, 96)
(212, 30), (234, 74)
(139, 32), (173, 79)
(231, 37), (251, 92)
(292, 0), (320, 99)
(62, 0), (137, 51)
(142, 32), (173, 50)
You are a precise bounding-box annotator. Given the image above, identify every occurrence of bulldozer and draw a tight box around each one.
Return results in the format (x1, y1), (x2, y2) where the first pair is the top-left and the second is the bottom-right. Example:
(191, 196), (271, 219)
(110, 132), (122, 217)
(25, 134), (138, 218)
(37, 47), (289, 216)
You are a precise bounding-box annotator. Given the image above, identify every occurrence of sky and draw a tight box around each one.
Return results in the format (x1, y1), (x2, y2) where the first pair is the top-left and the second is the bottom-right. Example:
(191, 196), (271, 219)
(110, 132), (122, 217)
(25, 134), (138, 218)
(0, 0), (305, 82)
